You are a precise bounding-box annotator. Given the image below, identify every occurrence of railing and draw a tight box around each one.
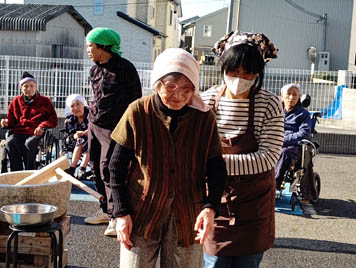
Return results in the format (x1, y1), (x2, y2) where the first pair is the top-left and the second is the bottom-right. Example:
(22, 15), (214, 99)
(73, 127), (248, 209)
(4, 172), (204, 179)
(1, 55), (356, 128)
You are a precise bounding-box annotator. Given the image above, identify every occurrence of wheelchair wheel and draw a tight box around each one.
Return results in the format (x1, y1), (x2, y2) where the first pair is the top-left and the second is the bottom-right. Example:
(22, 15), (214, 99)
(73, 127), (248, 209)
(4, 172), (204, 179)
(45, 136), (59, 165)
(290, 193), (298, 211)
(1, 149), (8, 173)
(310, 172), (321, 204)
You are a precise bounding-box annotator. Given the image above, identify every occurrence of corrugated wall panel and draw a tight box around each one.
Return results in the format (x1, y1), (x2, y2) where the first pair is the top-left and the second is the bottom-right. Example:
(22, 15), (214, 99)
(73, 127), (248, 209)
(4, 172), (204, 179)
(237, 0), (353, 70)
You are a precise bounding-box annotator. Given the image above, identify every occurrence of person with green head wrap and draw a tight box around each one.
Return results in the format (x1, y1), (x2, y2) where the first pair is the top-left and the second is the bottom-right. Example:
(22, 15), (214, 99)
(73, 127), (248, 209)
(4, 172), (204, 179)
(86, 27), (122, 57)
(84, 27), (142, 237)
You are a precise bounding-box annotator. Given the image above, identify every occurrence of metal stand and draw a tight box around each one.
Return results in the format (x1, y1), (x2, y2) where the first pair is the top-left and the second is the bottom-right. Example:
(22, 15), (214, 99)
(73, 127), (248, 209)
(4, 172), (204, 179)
(5, 221), (63, 268)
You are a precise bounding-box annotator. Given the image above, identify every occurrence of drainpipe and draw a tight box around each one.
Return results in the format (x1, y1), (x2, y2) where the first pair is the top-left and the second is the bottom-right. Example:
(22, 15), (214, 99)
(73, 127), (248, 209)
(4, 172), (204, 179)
(226, 0), (235, 33)
(235, 0), (240, 30)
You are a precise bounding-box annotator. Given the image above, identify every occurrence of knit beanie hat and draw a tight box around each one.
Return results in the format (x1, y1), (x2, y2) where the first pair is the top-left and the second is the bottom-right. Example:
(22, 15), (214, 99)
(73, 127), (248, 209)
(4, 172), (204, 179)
(151, 48), (209, 112)
(19, 71), (37, 88)
(86, 27), (122, 56)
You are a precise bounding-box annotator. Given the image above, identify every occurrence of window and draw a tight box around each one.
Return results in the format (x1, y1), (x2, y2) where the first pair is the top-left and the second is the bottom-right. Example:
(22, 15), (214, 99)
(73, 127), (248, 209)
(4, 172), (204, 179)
(203, 25), (212, 37)
(52, 44), (63, 58)
(151, 6), (155, 20)
(93, 0), (103, 16)
(169, 9), (173, 25)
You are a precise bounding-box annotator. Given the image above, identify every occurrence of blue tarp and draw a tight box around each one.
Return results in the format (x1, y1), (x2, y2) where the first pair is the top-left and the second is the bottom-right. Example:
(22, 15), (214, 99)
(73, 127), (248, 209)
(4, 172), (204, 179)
(320, 85), (345, 119)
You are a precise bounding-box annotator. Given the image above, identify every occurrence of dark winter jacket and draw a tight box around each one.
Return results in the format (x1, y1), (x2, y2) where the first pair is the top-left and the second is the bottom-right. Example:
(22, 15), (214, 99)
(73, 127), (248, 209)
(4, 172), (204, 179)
(64, 106), (89, 151)
(6, 93), (58, 135)
(283, 103), (311, 147)
(88, 53), (142, 130)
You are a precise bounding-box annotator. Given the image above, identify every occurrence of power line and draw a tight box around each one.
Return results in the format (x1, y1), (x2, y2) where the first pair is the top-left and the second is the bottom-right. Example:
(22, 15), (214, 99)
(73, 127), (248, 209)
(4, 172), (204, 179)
(70, 0), (226, 8)
(283, 0), (327, 51)
(284, 0), (324, 20)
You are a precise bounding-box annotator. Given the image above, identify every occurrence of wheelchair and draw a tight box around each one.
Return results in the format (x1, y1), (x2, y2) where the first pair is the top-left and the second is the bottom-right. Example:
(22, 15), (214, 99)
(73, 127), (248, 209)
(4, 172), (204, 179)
(278, 94), (322, 210)
(58, 128), (92, 179)
(0, 129), (59, 173)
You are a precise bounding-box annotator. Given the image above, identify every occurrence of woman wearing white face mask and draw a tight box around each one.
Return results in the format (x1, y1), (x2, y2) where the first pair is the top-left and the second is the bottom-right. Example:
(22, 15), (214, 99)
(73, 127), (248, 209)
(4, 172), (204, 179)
(201, 31), (284, 268)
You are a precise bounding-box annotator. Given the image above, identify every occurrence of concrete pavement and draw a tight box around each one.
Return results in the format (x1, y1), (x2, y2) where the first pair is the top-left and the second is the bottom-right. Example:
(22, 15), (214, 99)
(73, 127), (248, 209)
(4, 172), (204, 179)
(65, 153), (356, 268)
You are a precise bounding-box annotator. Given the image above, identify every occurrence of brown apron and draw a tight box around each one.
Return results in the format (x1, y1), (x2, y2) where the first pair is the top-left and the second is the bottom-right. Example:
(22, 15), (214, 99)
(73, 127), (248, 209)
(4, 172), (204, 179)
(204, 86), (275, 256)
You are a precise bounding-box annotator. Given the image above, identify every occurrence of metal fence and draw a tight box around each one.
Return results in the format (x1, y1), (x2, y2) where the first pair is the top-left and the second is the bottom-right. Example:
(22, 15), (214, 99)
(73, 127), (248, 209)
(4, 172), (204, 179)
(1, 55), (356, 127)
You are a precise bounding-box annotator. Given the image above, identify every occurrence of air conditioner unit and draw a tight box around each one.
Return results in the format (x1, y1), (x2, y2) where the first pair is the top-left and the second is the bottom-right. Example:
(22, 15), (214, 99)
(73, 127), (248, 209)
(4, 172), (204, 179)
(318, 52), (330, 71)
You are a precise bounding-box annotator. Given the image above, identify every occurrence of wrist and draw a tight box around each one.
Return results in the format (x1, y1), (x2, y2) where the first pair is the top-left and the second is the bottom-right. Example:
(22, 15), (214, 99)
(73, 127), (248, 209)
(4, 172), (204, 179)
(204, 207), (216, 216)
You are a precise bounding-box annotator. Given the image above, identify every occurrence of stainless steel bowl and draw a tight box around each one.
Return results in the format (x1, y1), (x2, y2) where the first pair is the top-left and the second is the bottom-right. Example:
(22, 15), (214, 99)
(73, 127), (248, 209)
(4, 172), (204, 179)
(0, 203), (57, 227)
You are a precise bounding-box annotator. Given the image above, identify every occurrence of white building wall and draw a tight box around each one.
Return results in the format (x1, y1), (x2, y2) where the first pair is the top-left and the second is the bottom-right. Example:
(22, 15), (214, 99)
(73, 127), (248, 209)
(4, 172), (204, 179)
(36, 13), (85, 58)
(117, 18), (153, 63)
(166, 2), (180, 49)
(234, 0), (353, 70)
(0, 30), (37, 56)
(155, 0), (180, 50)
(348, 0), (356, 73)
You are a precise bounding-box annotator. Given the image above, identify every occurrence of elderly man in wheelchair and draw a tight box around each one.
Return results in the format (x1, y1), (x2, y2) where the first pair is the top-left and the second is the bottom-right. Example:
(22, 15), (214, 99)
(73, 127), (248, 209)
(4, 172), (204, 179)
(0, 71), (58, 171)
(275, 83), (312, 193)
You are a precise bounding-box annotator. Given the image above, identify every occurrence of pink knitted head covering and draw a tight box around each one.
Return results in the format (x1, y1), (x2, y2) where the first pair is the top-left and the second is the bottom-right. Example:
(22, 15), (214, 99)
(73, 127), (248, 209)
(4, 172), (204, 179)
(151, 48), (209, 112)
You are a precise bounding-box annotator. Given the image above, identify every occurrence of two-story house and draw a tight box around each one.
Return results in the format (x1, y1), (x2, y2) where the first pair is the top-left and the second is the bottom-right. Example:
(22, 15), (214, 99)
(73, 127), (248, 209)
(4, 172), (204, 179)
(180, 8), (228, 64)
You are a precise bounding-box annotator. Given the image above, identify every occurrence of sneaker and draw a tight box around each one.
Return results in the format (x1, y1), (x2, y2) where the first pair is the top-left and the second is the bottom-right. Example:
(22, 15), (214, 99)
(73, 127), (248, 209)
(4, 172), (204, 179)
(104, 219), (117, 237)
(77, 167), (87, 180)
(84, 210), (109, 225)
(64, 166), (75, 177)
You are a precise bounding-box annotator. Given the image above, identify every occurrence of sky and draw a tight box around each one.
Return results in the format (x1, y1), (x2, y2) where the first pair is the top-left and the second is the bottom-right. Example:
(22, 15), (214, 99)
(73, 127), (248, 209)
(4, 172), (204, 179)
(1, 0), (229, 21)
(180, 0), (229, 21)
(1, 0), (23, 3)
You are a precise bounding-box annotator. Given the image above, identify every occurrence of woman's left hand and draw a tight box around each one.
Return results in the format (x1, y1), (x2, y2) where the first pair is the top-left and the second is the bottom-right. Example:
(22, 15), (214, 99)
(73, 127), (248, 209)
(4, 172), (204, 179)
(194, 207), (215, 244)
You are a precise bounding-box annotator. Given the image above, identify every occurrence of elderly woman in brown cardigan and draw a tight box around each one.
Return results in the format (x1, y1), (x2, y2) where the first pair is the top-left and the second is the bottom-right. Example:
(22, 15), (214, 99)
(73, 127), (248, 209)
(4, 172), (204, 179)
(108, 48), (227, 268)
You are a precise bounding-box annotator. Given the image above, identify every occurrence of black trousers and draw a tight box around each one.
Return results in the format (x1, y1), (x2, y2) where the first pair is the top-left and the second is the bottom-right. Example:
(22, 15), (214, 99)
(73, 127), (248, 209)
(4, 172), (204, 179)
(5, 133), (41, 171)
(88, 122), (116, 215)
(275, 145), (301, 188)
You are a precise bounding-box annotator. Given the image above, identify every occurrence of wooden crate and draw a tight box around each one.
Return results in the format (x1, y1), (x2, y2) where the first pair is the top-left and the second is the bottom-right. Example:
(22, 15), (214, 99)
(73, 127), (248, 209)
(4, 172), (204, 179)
(0, 216), (70, 268)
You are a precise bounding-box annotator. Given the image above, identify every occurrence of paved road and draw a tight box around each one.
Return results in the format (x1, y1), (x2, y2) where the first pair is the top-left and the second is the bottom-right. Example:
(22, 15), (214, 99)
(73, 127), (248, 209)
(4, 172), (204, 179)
(65, 153), (356, 268)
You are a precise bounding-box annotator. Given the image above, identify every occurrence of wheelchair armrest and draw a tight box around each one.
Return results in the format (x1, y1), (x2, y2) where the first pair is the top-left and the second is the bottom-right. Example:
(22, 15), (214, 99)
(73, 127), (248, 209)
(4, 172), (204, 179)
(313, 141), (320, 149)
(311, 112), (322, 118)
(299, 139), (316, 146)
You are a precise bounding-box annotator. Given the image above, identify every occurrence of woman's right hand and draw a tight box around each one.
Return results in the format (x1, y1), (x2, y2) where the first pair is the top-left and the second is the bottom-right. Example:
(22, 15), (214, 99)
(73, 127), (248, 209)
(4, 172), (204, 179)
(74, 130), (85, 139)
(1, 119), (8, 128)
(115, 215), (133, 250)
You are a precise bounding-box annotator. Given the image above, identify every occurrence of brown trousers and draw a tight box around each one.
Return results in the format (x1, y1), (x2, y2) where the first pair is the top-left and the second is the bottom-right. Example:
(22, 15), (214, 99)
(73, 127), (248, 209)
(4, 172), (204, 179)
(119, 214), (202, 268)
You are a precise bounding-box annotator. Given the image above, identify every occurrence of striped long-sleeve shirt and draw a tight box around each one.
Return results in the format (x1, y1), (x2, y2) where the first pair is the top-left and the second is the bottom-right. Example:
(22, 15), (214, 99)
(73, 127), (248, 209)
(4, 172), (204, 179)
(202, 86), (284, 176)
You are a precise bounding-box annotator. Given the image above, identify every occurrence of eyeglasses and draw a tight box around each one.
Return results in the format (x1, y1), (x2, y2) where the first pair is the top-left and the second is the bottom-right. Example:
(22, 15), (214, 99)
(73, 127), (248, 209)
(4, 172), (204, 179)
(160, 81), (194, 94)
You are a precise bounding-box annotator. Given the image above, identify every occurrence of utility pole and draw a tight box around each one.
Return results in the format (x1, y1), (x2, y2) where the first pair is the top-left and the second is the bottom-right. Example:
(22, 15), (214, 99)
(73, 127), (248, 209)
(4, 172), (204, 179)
(322, 13), (327, 51)
(226, 0), (235, 33)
